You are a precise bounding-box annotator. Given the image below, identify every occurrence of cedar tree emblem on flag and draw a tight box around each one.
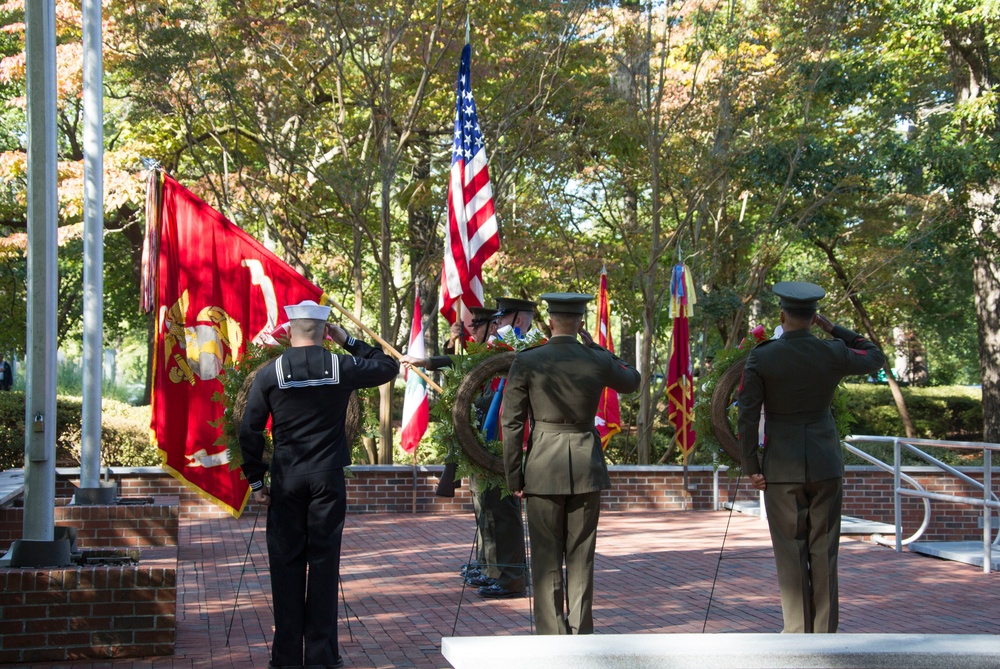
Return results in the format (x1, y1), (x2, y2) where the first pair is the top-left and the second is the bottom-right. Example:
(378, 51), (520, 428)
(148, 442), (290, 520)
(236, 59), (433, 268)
(142, 171), (325, 517)
(440, 42), (500, 325)
(667, 263), (697, 462)
(594, 269), (622, 449)
(400, 295), (429, 455)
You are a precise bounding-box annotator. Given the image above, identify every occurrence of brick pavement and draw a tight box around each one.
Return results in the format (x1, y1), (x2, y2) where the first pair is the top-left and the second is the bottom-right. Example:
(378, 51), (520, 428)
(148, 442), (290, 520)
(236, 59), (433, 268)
(16, 509), (1000, 669)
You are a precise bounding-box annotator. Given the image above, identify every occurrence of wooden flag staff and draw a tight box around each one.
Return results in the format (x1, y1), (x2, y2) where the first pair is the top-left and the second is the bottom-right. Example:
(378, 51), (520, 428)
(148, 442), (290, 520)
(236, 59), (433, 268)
(326, 297), (444, 394)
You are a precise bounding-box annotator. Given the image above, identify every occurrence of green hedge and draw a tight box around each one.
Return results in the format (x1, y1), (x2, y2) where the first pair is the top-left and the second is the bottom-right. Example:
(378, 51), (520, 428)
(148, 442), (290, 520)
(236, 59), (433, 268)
(684, 383), (983, 468)
(841, 384), (983, 467)
(0, 391), (158, 471)
(844, 384), (982, 441)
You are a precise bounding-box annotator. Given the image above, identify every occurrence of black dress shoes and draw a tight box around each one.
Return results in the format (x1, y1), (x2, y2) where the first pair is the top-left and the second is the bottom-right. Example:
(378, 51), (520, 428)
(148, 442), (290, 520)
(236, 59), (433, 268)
(478, 583), (523, 598)
(465, 574), (496, 588)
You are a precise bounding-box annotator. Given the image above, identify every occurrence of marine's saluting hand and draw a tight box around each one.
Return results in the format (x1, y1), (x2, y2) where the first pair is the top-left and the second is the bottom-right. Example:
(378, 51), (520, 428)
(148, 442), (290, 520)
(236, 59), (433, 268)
(812, 313), (834, 334)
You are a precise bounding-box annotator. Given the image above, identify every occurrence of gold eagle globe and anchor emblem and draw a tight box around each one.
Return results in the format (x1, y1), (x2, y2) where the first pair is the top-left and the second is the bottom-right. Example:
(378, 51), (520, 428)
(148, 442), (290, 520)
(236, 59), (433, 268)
(162, 289), (244, 385)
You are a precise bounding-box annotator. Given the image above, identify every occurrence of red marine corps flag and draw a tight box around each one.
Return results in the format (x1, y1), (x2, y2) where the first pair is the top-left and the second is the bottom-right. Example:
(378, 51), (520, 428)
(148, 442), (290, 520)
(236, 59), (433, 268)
(594, 268), (622, 449)
(440, 42), (500, 326)
(666, 263), (697, 462)
(141, 171), (325, 517)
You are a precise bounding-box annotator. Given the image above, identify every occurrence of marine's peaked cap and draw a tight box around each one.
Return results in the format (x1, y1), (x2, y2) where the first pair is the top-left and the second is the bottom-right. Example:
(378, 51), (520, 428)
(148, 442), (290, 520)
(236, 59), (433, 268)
(772, 282), (825, 311)
(469, 306), (497, 325)
(493, 297), (537, 317)
(542, 292), (593, 315)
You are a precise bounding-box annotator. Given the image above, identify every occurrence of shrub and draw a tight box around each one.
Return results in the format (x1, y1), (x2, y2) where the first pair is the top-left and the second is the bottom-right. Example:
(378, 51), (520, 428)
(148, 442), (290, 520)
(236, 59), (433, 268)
(0, 391), (157, 470)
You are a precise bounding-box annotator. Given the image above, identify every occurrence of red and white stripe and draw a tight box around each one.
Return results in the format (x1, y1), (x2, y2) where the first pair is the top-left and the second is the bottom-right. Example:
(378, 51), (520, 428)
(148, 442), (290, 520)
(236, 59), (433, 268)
(400, 296), (429, 455)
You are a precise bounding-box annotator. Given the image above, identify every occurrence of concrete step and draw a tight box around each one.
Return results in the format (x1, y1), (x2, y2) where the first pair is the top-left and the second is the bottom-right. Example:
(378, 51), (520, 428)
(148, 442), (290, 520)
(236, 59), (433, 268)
(724, 500), (895, 535)
(909, 540), (1000, 570)
(442, 633), (1000, 669)
(0, 468), (24, 506)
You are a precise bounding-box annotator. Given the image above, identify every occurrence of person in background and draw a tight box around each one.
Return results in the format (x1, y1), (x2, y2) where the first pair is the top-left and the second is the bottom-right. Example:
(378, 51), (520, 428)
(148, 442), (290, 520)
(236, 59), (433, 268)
(0, 355), (12, 391)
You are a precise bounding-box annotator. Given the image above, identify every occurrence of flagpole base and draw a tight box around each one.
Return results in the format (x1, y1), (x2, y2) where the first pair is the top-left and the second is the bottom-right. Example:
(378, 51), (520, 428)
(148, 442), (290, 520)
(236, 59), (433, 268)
(9, 538), (72, 568)
(73, 481), (118, 505)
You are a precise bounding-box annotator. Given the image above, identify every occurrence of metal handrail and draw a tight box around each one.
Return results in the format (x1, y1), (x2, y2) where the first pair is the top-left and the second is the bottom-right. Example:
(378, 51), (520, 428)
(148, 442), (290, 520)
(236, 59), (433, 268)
(842, 442), (931, 547)
(845, 435), (1000, 574)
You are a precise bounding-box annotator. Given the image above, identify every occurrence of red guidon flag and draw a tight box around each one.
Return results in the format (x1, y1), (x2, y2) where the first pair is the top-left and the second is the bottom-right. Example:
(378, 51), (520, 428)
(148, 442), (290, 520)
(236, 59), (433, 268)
(594, 268), (621, 449)
(142, 171), (325, 517)
(440, 42), (500, 325)
(666, 263), (697, 462)
(400, 295), (429, 455)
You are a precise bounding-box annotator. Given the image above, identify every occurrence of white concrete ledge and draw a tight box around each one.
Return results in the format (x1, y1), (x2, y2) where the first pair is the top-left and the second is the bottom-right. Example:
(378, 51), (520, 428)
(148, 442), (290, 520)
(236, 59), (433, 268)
(441, 633), (1000, 669)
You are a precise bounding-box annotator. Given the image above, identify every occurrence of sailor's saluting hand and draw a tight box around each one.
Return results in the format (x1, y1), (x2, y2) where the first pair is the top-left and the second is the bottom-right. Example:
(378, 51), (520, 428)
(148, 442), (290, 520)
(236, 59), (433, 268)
(324, 322), (349, 346)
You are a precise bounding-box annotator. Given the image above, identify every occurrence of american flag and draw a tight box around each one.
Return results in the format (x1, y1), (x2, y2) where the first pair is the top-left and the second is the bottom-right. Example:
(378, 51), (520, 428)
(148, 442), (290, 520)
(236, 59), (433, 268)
(440, 43), (500, 324)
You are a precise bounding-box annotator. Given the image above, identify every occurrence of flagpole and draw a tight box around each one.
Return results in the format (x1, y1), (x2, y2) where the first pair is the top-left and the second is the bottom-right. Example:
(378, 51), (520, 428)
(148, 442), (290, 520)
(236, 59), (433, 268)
(326, 297), (443, 393)
(411, 451), (417, 514)
(454, 302), (464, 355)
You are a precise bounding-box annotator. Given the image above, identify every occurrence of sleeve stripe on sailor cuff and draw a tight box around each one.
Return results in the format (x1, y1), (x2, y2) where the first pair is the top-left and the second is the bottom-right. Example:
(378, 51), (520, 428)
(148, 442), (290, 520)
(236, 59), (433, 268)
(249, 480), (264, 491)
(346, 336), (357, 346)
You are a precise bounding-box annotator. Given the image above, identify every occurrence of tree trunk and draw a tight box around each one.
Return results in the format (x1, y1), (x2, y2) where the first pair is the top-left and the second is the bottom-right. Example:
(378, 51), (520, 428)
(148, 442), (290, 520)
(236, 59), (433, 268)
(407, 137), (440, 355)
(814, 238), (916, 438)
(969, 188), (1000, 443)
(944, 21), (1000, 443)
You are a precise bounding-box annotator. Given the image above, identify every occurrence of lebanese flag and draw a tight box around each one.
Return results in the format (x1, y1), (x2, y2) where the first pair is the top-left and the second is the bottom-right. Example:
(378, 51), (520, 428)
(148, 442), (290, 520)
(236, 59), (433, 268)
(400, 295), (429, 454)
(142, 171), (325, 517)
(594, 269), (622, 449)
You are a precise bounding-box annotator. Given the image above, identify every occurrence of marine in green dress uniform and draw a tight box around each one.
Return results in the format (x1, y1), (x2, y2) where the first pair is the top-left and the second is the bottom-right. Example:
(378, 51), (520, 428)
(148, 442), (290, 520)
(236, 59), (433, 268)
(736, 282), (885, 633)
(502, 293), (641, 634)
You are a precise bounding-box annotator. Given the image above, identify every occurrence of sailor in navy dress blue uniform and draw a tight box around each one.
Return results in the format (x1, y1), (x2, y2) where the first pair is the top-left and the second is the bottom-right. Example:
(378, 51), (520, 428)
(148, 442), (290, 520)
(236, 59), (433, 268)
(240, 300), (399, 669)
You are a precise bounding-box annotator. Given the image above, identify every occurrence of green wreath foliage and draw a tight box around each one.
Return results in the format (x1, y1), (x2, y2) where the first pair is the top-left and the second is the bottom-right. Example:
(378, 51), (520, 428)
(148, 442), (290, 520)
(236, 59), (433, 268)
(429, 328), (547, 493)
(212, 341), (284, 471)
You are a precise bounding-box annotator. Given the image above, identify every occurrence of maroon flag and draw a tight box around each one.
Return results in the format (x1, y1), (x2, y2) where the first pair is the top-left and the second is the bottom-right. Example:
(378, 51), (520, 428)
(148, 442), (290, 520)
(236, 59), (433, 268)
(594, 269), (621, 449)
(666, 264), (697, 462)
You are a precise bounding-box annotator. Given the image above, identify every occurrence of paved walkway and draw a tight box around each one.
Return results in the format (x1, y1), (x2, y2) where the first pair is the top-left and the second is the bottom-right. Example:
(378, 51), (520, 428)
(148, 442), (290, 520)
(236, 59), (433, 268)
(20, 509), (1000, 669)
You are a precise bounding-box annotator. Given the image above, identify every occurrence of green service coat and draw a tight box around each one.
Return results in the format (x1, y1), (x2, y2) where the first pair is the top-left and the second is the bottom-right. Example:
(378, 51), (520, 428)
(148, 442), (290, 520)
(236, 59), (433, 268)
(502, 335), (641, 495)
(737, 325), (885, 483)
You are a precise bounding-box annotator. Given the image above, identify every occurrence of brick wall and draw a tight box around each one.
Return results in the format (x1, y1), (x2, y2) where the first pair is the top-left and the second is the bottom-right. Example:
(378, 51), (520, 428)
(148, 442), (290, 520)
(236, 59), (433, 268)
(37, 464), (997, 543)
(0, 498), (179, 549)
(842, 469), (992, 541)
(0, 563), (176, 663)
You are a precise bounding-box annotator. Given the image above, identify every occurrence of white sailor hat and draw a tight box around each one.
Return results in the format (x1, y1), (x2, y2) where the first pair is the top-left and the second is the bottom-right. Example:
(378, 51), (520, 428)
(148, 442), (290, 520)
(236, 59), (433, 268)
(284, 299), (331, 321)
